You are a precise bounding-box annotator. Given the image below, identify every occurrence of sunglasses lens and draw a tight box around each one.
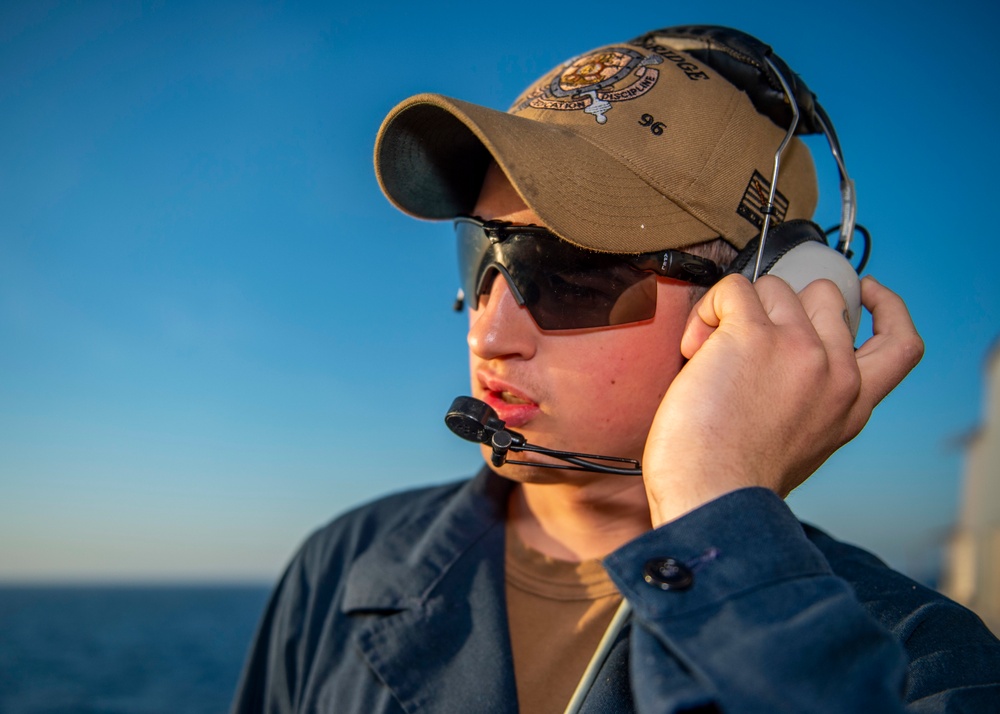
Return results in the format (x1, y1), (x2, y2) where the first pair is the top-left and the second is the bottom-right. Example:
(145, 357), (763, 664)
(455, 219), (658, 330)
(529, 263), (657, 329)
(456, 218), (493, 305)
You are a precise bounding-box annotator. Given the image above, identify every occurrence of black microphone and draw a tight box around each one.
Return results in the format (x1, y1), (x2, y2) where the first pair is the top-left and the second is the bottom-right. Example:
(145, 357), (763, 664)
(444, 396), (641, 476)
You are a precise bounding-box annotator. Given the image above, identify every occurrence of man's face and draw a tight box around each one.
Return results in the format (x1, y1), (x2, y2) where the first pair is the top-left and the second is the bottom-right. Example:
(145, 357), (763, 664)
(467, 165), (694, 482)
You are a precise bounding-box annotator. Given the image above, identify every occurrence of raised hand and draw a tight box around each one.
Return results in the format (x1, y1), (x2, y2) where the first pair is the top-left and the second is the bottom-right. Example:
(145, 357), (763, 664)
(642, 274), (924, 527)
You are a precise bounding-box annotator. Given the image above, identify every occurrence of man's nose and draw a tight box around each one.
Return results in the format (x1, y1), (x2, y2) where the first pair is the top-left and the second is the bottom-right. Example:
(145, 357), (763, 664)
(467, 276), (538, 360)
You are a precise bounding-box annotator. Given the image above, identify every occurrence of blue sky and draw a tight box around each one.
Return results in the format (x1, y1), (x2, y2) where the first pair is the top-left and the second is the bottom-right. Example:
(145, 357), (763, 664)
(1, 0), (997, 583)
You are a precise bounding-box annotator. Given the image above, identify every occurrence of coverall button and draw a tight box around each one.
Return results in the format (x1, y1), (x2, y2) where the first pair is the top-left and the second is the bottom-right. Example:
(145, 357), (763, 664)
(643, 557), (694, 591)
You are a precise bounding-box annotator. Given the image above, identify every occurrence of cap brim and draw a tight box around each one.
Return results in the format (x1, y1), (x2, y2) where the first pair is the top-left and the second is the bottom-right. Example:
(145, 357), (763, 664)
(374, 93), (719, 253)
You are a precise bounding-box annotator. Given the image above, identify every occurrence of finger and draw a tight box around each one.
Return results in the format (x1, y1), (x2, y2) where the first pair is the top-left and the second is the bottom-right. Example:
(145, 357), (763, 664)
(750, 274), (814, 328)
(680, 274), (770, 358)
(797, 278), (855, 355)
(854, 275), (924, 407)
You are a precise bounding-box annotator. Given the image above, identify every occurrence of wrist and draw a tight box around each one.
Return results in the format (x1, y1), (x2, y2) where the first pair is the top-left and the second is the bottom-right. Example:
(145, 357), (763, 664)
(645, 474), (760, 527)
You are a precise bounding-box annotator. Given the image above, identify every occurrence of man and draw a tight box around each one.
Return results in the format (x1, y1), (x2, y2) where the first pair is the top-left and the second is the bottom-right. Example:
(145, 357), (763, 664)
(232, 26), (1000, 713)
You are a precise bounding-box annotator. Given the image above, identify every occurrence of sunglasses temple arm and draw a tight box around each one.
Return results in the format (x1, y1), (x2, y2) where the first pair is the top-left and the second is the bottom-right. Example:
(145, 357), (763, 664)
(632, 251), (723, 286)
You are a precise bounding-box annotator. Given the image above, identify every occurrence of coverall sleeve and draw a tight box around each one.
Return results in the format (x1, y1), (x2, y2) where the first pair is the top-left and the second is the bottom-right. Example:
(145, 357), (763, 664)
(603, 487), (1000, 713)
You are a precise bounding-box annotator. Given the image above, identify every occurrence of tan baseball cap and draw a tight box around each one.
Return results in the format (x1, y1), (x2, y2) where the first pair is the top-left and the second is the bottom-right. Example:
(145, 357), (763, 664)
(374, 27), (818, 253)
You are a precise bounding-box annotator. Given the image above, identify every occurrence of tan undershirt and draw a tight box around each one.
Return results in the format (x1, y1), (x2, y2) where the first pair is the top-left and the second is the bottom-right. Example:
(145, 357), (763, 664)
(505, 524), (623, 714)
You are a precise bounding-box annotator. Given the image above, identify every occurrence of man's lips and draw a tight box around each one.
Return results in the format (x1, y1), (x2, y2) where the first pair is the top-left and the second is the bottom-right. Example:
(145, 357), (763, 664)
(477, 378), (540, 428)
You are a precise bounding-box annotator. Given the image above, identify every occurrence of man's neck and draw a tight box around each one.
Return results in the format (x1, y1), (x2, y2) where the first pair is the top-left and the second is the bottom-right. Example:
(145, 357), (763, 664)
(507, 478), (652, 562)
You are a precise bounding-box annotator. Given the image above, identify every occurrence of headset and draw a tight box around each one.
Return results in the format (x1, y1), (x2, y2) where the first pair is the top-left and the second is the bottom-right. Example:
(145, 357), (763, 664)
(641, 25), (869, 338)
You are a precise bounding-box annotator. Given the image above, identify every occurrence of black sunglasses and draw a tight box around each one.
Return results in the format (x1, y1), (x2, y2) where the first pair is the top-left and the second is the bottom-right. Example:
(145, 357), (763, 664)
(455, 217), (723, 330)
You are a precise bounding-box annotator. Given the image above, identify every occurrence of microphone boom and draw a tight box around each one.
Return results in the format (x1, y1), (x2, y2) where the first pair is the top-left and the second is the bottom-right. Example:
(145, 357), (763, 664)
(444, 396), (641, 476)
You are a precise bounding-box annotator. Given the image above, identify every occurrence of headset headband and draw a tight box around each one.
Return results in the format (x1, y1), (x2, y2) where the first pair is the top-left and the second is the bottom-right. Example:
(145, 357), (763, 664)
(634, 26), (858, 262)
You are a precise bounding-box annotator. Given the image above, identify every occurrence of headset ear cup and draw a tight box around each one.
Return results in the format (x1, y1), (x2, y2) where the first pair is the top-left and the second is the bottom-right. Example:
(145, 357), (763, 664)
(726, 219), (823, 279)
(727, 220), (862, 338)
(770, 241), (862, 338)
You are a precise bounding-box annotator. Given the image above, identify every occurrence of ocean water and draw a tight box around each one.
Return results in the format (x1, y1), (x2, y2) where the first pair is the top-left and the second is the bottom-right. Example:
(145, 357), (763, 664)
(0, 585), (271, 714)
